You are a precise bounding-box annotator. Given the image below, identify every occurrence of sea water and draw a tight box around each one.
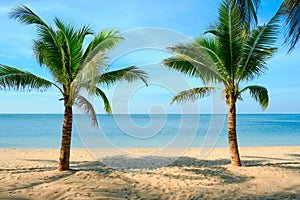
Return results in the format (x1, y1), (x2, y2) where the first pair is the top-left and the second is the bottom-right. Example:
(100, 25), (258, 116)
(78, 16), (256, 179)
(0, 114), (299, 148)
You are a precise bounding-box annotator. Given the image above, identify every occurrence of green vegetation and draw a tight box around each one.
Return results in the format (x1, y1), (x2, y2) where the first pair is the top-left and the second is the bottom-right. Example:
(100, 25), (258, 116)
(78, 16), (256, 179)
(163, 0), (280, 166)
(0, 6), (148, 171)
(233, 0), (300, 52)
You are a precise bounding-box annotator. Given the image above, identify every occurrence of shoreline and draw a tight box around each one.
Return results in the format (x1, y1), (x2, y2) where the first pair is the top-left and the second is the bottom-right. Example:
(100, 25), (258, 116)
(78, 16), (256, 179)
(1, 144), (299, 150)
(1, 146), (300, 199)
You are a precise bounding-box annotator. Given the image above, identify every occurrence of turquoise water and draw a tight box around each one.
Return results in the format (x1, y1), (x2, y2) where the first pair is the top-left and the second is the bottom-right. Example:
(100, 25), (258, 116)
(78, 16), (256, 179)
(0, 114), (299, 148)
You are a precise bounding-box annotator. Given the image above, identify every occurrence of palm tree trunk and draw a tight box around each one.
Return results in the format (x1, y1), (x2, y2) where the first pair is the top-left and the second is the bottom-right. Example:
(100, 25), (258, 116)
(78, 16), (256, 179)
(58, 105), (73, 171)
(228, 102), (242, 166)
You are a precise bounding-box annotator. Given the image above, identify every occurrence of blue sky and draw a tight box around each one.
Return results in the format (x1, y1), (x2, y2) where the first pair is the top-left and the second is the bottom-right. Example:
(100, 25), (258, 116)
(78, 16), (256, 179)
(0, 0), (299, 114)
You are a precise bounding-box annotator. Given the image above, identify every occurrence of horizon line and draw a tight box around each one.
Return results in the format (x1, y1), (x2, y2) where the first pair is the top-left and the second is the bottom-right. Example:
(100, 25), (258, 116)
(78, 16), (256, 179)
(0, 113), (299, 115)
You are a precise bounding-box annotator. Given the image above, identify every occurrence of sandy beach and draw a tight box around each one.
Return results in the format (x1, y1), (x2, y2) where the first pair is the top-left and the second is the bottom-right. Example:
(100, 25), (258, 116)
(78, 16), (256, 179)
(0, 146), (300, 199)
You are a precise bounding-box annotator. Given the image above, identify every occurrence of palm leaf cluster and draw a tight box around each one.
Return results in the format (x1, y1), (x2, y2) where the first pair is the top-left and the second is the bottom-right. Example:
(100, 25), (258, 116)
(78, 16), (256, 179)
(232, 0), (300, 52)
(280, 0), (300, 52)
(231, 0), (260, 26)
(163, 0), (280, 109)
(0, 65), (53, 91)
(0, 5), (148, 125)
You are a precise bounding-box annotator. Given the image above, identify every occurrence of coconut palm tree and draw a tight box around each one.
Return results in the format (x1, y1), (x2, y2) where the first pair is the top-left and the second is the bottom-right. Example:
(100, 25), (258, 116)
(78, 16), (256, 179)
(0, 5), (147, 171)
(232, 0), (300, 52)
(162, 0), (279, 166)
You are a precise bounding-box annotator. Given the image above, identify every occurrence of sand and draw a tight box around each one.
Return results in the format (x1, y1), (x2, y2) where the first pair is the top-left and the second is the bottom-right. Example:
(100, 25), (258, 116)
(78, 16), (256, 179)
(0, 146), (300, 199)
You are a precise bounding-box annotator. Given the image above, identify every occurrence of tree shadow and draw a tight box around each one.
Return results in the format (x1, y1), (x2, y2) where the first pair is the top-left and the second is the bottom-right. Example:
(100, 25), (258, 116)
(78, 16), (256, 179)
(100, 155), (248, 184)
(100, 155), (231, 169)
(191, 189), (300, 200)
(0, 159), (114, 195)
(70, 160), (114, 174)
(237, 192), (300, 200)
(21, 159), (57, 163)
(3, 170), (75, 192)
(170, 157), (231, 167)
(0, 197), (30, 200)
(241, 157), (300, 170)
(244, 155), (291, 161)
(1, 154), (300, 199)
(0, 166), (57, 173)
(288, 154), (300, 158)
(264, 162), (300, 170)
(184, 168), (248, 184)
(11, 158), (113, 173)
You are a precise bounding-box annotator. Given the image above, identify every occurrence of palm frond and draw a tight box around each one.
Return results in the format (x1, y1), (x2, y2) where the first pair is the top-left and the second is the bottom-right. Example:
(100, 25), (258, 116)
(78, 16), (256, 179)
(98, 66), (148, 86)
(9, 5), (66, 84)
(171, 87), (217, 104)
(94, 87), (112, 114)
(54, 18), (83, 81)
(231, 0), (260, 26)
(210, 1), (245, 80)
(193, 37), (221, 65)
(9, 5), (48, 27)
(281, 0), (300, 53)
(239, 85), (268, 110)
(163, 43), (222, 84)
(75, 95), (98, 126)
(0, 65), (53, 91)
(34, 26), (67, 84)
(82, 29), (123, 66)
(33, 39), (47, 66)
(76, 30), (123, 87)
(238, 14), (280, 82)
(77, 25), (94, 45)
(32, 37), (65, 84)
(73, 55), (110, 93)
(162, 55), (200, 77)
(193, 36), (230, 80)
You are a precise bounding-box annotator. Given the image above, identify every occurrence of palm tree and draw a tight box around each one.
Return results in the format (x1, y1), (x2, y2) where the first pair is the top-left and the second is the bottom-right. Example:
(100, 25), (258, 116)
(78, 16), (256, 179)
(232, 0), (300, 52)
(0, 6), (148, 171)
(162, 0), (279, 166)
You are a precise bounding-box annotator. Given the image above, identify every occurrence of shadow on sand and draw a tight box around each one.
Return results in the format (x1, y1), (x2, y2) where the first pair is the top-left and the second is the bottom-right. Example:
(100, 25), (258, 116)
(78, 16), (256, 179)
(242, 155), (300, 170)
(1, 153), (300, 199)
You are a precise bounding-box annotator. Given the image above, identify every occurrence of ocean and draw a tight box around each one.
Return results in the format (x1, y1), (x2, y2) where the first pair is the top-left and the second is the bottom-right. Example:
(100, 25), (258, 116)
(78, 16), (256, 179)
(0, 114), (299, 148)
